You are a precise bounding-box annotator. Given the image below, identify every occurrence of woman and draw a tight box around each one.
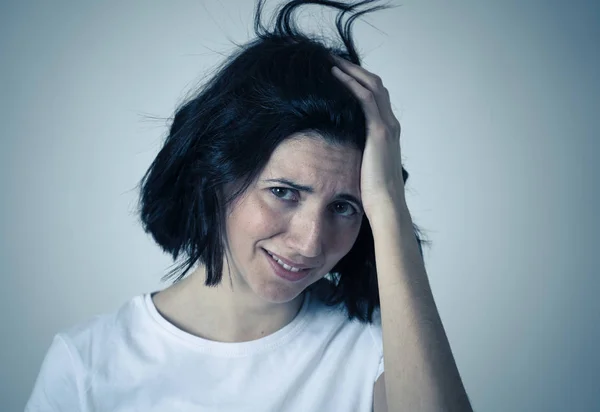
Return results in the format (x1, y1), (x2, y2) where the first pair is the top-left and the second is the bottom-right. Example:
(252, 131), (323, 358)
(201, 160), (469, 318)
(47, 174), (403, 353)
(26, 0), (472, 411)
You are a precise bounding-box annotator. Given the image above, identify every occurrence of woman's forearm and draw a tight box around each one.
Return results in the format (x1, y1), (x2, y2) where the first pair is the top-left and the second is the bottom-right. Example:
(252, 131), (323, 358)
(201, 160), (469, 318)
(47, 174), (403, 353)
(370, 199), (472, 411)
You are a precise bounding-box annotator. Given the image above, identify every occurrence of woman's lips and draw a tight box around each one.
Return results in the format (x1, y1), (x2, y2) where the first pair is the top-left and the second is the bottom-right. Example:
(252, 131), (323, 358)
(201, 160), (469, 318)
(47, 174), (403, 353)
(263, 249), (312, 282)
(264, 249), (315, 270)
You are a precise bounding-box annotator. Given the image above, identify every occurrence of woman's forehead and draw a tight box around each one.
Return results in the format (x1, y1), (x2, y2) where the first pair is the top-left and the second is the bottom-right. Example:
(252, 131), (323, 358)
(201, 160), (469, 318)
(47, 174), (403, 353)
(261, 136), (362, 191)
(271, 134), (360, 161)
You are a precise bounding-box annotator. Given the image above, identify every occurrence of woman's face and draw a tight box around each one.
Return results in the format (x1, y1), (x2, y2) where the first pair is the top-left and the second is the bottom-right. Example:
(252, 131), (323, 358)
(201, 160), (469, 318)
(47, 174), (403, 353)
(222, 135), (363, 303)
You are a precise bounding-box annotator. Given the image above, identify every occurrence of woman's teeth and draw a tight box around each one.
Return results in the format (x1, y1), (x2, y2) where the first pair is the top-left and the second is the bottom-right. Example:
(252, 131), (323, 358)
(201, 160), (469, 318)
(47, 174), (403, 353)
(268, 252), (302, 272)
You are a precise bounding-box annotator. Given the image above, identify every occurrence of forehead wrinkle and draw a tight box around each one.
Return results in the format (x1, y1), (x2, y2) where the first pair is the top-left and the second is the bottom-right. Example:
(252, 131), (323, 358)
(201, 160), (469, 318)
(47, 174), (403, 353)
(261, 135), (361, 195)
(265, 155), (360, 197)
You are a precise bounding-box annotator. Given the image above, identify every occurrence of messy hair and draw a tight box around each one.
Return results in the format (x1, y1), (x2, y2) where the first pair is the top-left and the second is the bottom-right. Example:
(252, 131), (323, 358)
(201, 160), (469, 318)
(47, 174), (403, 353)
(138, 0), (430, 323)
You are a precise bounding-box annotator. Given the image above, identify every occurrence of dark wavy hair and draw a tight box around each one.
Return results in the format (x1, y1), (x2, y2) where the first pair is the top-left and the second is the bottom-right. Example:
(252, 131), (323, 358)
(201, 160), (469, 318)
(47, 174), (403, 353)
(138, 0), (430, 323)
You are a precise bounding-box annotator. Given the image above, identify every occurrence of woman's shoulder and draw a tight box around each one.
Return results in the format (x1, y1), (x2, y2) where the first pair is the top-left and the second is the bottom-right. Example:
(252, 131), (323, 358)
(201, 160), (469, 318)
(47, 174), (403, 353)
(307, 291), (383, 346)
(57, 294), (148, 355)
(26, 294), (150, 410)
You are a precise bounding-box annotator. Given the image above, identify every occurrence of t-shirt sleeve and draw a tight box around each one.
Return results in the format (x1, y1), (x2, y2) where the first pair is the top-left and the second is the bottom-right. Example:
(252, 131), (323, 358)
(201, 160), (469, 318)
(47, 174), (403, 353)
(25, 334), (82, 412)
(375, 352), (384, 381)
(368, 308), (385, 382)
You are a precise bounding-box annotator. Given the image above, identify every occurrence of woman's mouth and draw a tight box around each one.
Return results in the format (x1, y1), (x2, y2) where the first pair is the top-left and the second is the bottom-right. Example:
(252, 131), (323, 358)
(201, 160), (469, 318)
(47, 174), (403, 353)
(263, 249), (313, 282)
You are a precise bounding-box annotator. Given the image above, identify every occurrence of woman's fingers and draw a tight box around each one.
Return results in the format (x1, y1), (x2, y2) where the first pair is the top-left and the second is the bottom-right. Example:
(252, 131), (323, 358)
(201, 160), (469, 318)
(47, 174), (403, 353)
(331, 56), (400, 137)
(331, 55), (381, 91)
(331, 65), (384, 132)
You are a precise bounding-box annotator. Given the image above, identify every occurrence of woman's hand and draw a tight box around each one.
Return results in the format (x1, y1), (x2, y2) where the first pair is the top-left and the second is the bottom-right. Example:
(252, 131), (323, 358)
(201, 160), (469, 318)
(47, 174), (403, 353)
(330, 55), (405, 218)
(332, 57), (474, 412)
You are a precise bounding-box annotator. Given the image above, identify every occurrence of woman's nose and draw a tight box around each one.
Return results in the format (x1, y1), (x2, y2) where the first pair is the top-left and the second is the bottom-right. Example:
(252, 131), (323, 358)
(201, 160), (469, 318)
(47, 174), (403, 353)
(287, 213), (326, 258)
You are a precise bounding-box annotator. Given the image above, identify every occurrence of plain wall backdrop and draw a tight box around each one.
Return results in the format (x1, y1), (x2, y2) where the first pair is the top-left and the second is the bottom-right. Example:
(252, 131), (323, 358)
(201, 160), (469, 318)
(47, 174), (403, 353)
(1, 1), (599, 411)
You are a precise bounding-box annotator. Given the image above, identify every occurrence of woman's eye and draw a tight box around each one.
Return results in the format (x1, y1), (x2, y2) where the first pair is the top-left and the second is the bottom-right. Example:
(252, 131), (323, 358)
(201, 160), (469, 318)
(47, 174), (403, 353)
(270, 189), (356, 217)
(332, 202), (357, 217)
(270, 187), (297, 201)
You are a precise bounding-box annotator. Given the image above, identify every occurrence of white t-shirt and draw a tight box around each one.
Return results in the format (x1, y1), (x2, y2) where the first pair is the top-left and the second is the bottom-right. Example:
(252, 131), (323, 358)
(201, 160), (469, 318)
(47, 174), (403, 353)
(25, 290), (384, 412)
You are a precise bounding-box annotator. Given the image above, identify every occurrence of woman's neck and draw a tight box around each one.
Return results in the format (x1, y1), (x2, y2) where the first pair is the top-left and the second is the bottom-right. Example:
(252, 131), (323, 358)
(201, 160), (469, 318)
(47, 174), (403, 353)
(152, 267), (305, 343)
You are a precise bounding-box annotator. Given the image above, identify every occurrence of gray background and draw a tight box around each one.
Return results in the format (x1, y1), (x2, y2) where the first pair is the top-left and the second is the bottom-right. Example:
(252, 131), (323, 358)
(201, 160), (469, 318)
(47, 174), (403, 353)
(2, 1), (599, 411)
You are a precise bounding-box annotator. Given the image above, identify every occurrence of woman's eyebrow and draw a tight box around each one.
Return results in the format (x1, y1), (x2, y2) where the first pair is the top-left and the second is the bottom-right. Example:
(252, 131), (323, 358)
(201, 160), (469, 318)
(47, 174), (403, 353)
(265, 178), (314, 193)
(264, 178), (363, 210)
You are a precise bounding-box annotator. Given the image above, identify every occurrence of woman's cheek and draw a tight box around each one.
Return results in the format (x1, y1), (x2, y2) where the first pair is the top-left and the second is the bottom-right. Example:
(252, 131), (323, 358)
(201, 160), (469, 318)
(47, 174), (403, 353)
(253, 196), (287, 233)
